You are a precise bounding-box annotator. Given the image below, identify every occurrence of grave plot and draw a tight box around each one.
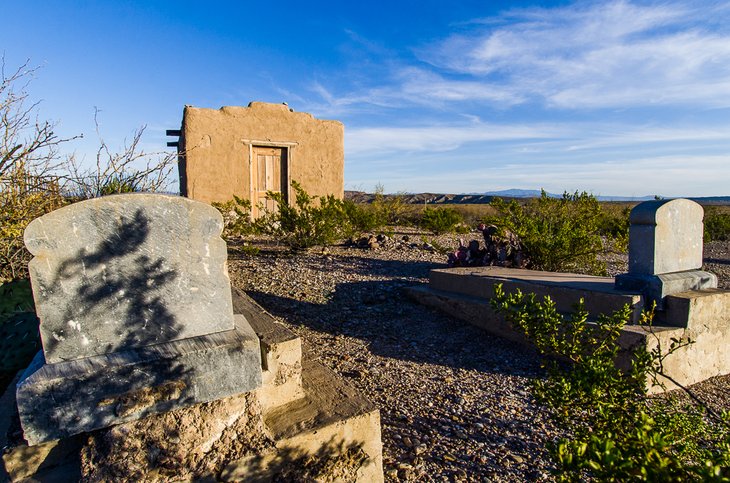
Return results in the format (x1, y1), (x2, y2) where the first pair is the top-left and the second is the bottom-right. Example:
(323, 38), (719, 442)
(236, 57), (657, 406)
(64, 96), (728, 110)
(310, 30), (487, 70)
(409, 198), (730, 392)
(0, 194), (383, 481)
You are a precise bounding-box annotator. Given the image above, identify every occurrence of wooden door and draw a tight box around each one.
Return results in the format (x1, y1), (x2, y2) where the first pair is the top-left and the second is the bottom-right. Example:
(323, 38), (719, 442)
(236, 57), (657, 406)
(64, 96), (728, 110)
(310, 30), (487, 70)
(252, 146), (287, 217)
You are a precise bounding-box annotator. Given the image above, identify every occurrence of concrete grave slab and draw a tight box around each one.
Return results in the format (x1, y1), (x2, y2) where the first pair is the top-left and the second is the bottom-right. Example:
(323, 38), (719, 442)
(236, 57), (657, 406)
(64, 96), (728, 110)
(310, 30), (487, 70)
(24, 194), (235, 363)
(430, 266), (644, 321)
(408, 265), (730, 392)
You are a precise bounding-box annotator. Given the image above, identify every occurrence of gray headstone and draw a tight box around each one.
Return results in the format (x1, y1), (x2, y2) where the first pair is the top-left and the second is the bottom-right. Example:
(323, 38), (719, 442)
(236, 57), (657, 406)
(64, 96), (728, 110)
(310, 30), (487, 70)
(18, 194), (263, 445)
(24, 194), (235, 363)
(615, 198), (717, 307)
(626, 198), (704, 275)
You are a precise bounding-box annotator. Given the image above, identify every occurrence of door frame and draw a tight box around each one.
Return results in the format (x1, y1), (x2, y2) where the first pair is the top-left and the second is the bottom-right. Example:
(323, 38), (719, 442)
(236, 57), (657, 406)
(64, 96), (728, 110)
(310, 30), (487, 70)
(243, 139), (297, 218)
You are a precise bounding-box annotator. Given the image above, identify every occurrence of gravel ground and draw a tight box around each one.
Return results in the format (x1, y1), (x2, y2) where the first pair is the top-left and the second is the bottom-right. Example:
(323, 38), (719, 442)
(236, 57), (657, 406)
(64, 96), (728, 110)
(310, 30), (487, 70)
(227, 228), (730, 482)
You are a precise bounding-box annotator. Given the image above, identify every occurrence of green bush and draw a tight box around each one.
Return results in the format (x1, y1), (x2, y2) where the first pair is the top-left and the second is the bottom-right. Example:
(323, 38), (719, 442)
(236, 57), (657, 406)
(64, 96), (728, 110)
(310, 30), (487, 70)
(371, 183), (408, 226)
(491, 190), (607, 274)
(0, 172), (68, 283)
(259, 181), (352, 250)
(342, 200), (382, 234)
(492, 285), (730, 481)
(705, 208), (730, 242)
(598, 205), (631, 253)
(98, 174), (139, 195)
(212, 195), (260, 238)
(420, 206), (464, 234)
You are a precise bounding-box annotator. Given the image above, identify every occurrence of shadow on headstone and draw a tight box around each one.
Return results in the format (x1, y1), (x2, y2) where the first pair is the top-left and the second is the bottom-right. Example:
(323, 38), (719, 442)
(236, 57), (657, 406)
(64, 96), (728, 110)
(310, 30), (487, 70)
(15, 194), (262, 445)
(45, 208), (179, 357)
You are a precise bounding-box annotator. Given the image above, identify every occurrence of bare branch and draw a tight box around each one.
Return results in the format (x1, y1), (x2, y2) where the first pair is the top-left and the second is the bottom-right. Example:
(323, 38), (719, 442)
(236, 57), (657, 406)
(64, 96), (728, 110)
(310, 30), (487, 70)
(63, 110), (179, 198)
(0, 57), (80, 182)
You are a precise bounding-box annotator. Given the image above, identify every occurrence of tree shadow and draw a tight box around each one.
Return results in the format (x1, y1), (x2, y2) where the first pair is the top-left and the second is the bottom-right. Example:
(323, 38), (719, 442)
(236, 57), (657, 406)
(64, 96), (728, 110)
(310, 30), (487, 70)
(43, 208), (179, 358)
(220, 437), (375, 482)
(14, 207), (193, 450)
(244, 273), (541, 377)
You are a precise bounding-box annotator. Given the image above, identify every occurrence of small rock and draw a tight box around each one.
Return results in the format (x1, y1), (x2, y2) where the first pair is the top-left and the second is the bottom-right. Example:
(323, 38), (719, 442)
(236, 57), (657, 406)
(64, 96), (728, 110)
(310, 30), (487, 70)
(509, 453), (525, 464)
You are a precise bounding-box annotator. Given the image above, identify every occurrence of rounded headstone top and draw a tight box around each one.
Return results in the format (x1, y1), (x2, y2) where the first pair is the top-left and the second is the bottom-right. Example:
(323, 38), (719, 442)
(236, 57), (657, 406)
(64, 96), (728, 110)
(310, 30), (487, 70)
(25, 193), (223, 257)
(629, 198), (704, 226)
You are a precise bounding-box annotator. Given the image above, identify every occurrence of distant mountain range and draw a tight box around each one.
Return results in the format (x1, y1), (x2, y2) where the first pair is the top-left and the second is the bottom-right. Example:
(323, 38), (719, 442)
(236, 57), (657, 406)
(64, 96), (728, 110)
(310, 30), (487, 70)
(474, 189), (657, 202)
(476, 189), (730, 203)
(345, 189), (730, 205)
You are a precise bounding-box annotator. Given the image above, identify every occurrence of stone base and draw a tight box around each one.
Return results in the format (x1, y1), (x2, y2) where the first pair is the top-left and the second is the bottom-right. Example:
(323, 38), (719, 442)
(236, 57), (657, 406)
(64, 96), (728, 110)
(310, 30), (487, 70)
(615, 270), (717, 309)
(2, 290), (383, 482)
(16, 314), (262, 446)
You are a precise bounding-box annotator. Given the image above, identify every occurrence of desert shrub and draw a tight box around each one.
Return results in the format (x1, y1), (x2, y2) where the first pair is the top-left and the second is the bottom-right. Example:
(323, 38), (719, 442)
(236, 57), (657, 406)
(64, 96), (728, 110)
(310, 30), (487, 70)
(0, 60), (73, 282)
(0, 168), (68, 283)
(491, 190), (607, 274)
(455, 204), (499, 227)
(598, 205), (631, 252)
(64, 110), (177, 198)
(98, 174), (139, 196)
(492, 285), (730, 481)
(1, 60), (176, 281)
(212, 195), (260, 238)
(420, 206), (465, 234)
(259, 181), (352, 250)
(705, 208), (730, 242)
(371, 183), (408, 226)
(342, 199), (382, 234)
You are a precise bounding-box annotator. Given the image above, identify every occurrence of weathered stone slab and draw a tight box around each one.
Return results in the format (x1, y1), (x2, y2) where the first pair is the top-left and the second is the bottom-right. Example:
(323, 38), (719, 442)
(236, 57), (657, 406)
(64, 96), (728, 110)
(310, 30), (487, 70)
(429, 266), (643, 321)
(615, 198), (717, 306)
(16, 314), (261, 445)
(626, 198), (704, 275)
(24, 194), (235, 363)
(615, 270), (717, 308)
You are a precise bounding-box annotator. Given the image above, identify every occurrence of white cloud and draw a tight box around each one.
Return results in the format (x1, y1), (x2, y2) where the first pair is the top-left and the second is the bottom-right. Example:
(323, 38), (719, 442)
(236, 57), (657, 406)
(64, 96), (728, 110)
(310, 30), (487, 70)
(419, 1), (730, 109)
(303, 1), (730, 197)
(395, 68), (524, 105)
(346, 120), (730, 155)
(346, 121), (564, 154)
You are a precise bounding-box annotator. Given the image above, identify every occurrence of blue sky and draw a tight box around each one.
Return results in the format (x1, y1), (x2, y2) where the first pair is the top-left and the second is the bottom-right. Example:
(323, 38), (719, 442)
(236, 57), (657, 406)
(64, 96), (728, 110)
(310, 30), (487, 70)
(2, 0), (729, 197)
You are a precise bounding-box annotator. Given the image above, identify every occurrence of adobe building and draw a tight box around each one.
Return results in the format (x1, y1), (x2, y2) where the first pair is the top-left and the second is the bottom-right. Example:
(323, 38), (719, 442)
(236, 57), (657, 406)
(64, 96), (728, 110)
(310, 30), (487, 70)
(169, 102), (344, 217)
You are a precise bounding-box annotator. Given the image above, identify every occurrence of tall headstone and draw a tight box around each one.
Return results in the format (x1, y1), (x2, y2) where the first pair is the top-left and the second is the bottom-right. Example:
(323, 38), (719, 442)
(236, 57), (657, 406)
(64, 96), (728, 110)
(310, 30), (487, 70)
(615, 198), (717, 307)
(16, 194), (262, 445)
